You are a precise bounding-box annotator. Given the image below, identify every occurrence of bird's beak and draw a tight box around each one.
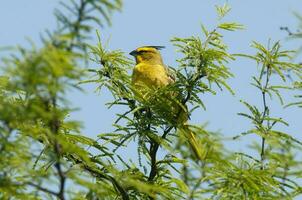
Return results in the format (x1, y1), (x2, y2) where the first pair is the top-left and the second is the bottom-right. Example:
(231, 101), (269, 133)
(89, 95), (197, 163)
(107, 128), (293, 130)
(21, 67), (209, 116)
(129, 50), (138, 56)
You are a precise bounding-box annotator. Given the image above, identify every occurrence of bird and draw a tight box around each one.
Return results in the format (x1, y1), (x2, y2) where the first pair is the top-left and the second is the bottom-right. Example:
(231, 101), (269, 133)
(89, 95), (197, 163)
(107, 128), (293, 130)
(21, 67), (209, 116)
(129, 46), (203, 160)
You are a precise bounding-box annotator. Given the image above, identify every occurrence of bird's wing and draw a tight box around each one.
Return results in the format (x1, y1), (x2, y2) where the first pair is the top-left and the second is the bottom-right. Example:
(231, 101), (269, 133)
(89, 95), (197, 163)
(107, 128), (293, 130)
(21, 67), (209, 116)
(164, 65), (176, 84)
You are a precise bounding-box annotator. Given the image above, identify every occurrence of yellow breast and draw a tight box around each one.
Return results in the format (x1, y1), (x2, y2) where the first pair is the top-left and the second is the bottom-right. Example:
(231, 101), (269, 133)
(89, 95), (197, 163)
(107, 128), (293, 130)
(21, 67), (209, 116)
(131, 63), (170, 89)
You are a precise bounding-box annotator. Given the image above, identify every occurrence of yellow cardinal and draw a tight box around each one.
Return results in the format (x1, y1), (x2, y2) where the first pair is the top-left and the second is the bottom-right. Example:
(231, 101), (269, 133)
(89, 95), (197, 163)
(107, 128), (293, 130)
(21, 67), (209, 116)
(130, 46), (203, 160)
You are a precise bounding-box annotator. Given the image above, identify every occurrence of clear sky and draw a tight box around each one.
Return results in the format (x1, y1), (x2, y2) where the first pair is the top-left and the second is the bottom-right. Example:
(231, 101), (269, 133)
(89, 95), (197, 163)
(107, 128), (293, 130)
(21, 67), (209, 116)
(1, 0), (302, 157)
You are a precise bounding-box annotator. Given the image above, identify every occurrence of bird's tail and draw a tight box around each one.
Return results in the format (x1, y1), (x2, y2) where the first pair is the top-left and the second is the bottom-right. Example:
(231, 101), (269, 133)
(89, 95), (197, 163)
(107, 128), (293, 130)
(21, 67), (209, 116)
(179, 125), (203, 160)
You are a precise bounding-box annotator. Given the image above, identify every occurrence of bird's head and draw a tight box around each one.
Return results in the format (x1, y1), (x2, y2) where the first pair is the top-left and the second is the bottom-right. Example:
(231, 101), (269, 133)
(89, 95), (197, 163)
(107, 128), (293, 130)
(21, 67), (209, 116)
(130, 46), (165, 65)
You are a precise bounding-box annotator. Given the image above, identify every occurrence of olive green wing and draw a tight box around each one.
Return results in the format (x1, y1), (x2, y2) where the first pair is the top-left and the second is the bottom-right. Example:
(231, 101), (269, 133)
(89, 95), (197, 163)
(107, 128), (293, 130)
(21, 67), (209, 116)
(164, 65), (176, 84)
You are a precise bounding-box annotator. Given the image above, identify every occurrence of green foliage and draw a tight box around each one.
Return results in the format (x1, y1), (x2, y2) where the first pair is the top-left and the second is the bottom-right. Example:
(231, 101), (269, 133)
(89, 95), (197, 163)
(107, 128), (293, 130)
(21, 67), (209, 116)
(233, 41), (302, 198)
(286, 81), (302, 107)
(170, 5), (243, 112)
(85, 31), (133, 99)
(281, 13), (302, 109)
(1, 2), (302, 200)
(49, 0), (122, 51)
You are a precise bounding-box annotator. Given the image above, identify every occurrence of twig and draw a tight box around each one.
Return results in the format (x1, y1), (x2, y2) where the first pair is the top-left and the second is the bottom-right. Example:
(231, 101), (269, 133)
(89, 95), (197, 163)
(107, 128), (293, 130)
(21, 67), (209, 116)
(27, 182), (59, 197)
(54, 155), (66, 200)
(260, 66), (271, 169)
(67, 154), (130, 200)
(280, 27), (293, 36)
(67, 0), (87, 51)
(49, 95), (66, 200)
(148, 126), (174, 182)
(33, 147), (46, 169)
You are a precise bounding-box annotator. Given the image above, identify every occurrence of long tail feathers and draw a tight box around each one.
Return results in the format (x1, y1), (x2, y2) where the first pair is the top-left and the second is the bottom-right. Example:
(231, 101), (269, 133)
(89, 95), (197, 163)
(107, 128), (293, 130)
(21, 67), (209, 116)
(179, 126), (203, 160)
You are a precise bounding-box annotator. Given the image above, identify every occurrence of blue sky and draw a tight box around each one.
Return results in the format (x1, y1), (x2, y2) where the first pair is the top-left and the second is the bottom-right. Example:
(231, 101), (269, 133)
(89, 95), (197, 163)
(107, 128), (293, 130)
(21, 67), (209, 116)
(1, 0), (302, 156)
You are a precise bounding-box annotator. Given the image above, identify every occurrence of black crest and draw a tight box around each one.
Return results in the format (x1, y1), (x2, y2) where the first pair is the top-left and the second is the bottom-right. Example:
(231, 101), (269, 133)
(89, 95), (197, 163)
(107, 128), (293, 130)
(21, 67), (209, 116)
(145, 46), (165, 50)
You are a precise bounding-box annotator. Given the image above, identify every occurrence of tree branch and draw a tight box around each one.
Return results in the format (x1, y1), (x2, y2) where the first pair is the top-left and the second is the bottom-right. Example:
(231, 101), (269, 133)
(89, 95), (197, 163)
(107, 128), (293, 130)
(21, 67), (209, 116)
(68, 154), (130, 200)
(27, 182), (59, 197)
(148, 124), (174, 182)
(147, 71), (206, 182)
(260, 66), (271, 169)
(67, 0), (87, 51)
(49, 95), (66, 200)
